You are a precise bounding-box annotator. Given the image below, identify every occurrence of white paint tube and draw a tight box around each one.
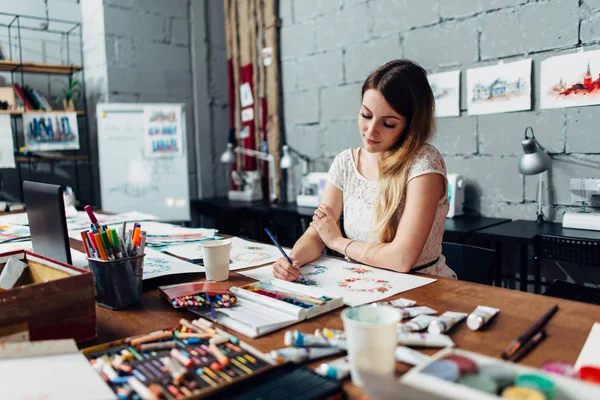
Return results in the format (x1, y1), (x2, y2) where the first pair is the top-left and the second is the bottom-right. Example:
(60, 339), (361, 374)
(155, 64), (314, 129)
(269, 347), (343, 364)
(385, 298), (417, 308)
(395, 346), (431, 366)
(428, 311), (467, 334)
(284, 330), (346, 349)
(315, 356), (350, 380)
(396, 306), (438, 320)
(467, 305), (500, 330)
(397, 332), (455, 348)
(398, 314), (437, 333)
(314, 327), (346, 340)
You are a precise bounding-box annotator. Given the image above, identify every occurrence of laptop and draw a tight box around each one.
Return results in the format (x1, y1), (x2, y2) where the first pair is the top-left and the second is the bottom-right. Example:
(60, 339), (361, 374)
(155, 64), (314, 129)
(23, 181), (72, 265)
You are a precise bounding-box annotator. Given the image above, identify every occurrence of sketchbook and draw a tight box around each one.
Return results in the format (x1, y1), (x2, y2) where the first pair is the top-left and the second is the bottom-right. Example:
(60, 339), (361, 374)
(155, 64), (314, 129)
(191, 279), (344, 338)
(239, 256), (437, 307)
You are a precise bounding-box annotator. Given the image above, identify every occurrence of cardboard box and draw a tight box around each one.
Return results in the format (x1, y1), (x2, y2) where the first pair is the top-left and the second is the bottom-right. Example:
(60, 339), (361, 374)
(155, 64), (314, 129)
(0, 250), (96, 342)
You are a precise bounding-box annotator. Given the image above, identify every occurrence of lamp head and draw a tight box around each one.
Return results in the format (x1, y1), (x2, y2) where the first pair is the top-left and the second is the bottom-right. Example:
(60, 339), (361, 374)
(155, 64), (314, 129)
(280, 145), (293, 169)
(518, 127), (551, 175)
(220, 143), (236, 164)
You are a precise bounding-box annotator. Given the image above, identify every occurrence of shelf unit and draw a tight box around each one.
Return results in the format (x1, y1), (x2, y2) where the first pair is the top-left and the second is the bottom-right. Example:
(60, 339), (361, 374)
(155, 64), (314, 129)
(0, 12), (93, 206)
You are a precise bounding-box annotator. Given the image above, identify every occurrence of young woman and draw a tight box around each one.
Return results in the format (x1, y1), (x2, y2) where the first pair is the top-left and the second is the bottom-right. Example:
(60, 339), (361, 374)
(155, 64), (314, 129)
(273, 59), (456, 280)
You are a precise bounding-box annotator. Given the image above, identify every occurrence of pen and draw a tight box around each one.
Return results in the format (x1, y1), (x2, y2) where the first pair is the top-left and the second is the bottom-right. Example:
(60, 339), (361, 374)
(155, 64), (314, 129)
(502, 305), (558, 360)
(264, 228), (305, 282)
(512, 330), (547, 362)
(84, 205), (101, 231)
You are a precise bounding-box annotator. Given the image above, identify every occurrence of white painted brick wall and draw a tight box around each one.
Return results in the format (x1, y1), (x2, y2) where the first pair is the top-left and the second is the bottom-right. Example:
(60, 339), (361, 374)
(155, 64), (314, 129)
(279, 0), (600, 222)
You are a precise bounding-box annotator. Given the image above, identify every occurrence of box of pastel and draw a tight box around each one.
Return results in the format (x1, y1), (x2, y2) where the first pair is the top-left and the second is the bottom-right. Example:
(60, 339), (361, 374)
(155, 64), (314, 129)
(158, 281), (238, 309)
(397, 348), (600, 399)
(82, 318), (278, 399)
(0, 250), (96, 342)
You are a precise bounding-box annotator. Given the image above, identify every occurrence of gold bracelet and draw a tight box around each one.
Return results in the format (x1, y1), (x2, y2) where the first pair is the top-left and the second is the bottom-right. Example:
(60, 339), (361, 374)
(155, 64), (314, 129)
(344, 240), (355, 263)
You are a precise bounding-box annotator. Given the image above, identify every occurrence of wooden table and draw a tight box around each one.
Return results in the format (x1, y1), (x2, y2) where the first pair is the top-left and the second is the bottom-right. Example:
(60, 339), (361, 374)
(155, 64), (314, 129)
(78, 262), (600, 399)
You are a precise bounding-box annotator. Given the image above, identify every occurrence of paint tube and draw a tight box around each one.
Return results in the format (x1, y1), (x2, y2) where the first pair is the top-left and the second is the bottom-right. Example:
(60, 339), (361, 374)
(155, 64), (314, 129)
(269, 347), (343, 364)
(395, 346), (431, 366)
(405, 306), (437, 318)
(384, 298), (417, 308)
(284, 330), (346, 349)
(314, 327), (346, 340)
(397, 332), (455, 348)
(398, 314), (436, 333)
(467, 305), (500, 330)
(428, 311), (467, 334)
(315, 356), (350, 380)
(0, 256), (28, 290)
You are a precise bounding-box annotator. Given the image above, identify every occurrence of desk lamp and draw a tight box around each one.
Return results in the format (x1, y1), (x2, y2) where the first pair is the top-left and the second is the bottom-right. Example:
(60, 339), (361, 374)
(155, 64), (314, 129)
(518, 127), (551, 224)
(220, 143), (278, 202)
(280, 145), (311, 176)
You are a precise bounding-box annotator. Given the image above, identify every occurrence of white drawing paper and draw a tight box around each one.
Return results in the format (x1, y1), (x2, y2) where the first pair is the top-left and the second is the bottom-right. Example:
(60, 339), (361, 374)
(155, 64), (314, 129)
(142, 248), (203, 280)
(144, 106), (184, 157)
(0, 115), (15, 168)
(165, 236), (283, 271)
(240, 83), (254, 107)
(239, 256), (436, 307)
(575, 322), (600, 369)
(541, 49), (600, 109)
(429, 70), (460, 118)
(23, 112), (79, 151)
(0, 339), (117, 400)
(467, 59), (532, 115)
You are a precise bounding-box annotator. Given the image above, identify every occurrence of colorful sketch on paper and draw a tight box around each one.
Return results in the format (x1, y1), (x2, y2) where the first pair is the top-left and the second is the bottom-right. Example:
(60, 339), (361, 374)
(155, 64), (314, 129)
(231, 247), (275, 265)
(467, 59), (532, 115)
(338, 278), (392, 293)
(0, 225), (31, 243)
(304, 265), (327, 276)
(239, 256), (436, 307)
(429, 70), (460, 118)
(144, 106), (184, 157)
(23, 112), (79, 151)
(343, 266), (373, 275)
(541, 49), (600, 109)
(143, 257), (172, 277)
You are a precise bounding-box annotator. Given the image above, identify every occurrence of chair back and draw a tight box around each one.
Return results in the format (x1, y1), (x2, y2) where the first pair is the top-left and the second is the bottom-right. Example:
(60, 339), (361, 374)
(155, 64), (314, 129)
(442, 242), (495, 285)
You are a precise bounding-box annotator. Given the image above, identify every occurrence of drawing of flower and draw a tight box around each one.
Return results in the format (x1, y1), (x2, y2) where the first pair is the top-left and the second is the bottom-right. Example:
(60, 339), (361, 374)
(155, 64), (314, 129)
(344, 266), (373, 275)
(337, 278), (392, 293)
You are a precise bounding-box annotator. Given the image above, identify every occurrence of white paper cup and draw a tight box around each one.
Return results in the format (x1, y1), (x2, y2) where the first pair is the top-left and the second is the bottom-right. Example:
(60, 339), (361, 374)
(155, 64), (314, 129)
(201, 239), (231, 281)
(341, 304), (401, 387)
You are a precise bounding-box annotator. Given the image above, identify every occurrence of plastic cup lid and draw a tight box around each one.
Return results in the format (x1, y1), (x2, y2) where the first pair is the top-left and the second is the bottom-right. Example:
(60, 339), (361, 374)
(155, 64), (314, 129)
(421, 360), (460, 382)
(502, 386), (547, 400)
(458, 374), (498, 394)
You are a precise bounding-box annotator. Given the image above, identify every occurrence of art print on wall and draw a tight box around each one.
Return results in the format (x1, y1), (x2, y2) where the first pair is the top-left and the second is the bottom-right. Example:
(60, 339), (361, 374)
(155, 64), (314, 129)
(144, 107), (184, 157)
(429, 70), (460, 118)
(467, 59), (532, 115)
(540, 49), (600, 109)
(23, 112), (79, 151)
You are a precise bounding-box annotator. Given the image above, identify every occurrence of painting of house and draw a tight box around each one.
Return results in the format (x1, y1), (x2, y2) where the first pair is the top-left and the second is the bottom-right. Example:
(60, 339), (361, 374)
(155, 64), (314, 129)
(467, 59), (532, 115)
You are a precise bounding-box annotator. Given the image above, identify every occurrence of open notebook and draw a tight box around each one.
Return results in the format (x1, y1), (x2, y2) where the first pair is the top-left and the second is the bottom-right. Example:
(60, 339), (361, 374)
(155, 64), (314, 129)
(190, 279), (344, 338)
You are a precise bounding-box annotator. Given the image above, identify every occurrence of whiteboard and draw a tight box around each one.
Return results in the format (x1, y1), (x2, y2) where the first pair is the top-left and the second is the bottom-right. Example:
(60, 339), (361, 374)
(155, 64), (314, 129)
(96, 103), (190, 221)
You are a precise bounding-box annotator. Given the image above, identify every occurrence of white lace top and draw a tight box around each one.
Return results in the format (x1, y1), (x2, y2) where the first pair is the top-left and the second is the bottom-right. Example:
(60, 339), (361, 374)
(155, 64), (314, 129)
(327, 144), (456, 279)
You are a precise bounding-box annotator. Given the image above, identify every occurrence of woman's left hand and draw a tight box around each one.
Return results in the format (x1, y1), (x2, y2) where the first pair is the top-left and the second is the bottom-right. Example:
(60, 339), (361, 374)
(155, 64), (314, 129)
(310, 204), (343, 250)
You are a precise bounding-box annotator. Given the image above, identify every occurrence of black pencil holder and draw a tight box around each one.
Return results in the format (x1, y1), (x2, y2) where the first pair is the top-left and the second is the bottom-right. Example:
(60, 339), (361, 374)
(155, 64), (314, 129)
(88, 254), (145, 310)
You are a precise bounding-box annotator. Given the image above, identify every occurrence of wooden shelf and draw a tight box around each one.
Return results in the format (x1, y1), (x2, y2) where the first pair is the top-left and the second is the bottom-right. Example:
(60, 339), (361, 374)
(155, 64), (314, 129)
(0, 60), (82, 75)
(0, 110), (85, 115)
(15, 155), (89, 163)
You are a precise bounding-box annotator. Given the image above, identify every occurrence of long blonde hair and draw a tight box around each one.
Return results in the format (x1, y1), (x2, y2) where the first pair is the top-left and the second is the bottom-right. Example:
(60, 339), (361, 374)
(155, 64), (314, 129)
(363, 60), (436, 243)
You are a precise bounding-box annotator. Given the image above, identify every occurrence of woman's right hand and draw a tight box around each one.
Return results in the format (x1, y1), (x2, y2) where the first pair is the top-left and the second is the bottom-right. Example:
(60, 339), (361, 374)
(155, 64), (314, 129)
(273, 257), (300, 281)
